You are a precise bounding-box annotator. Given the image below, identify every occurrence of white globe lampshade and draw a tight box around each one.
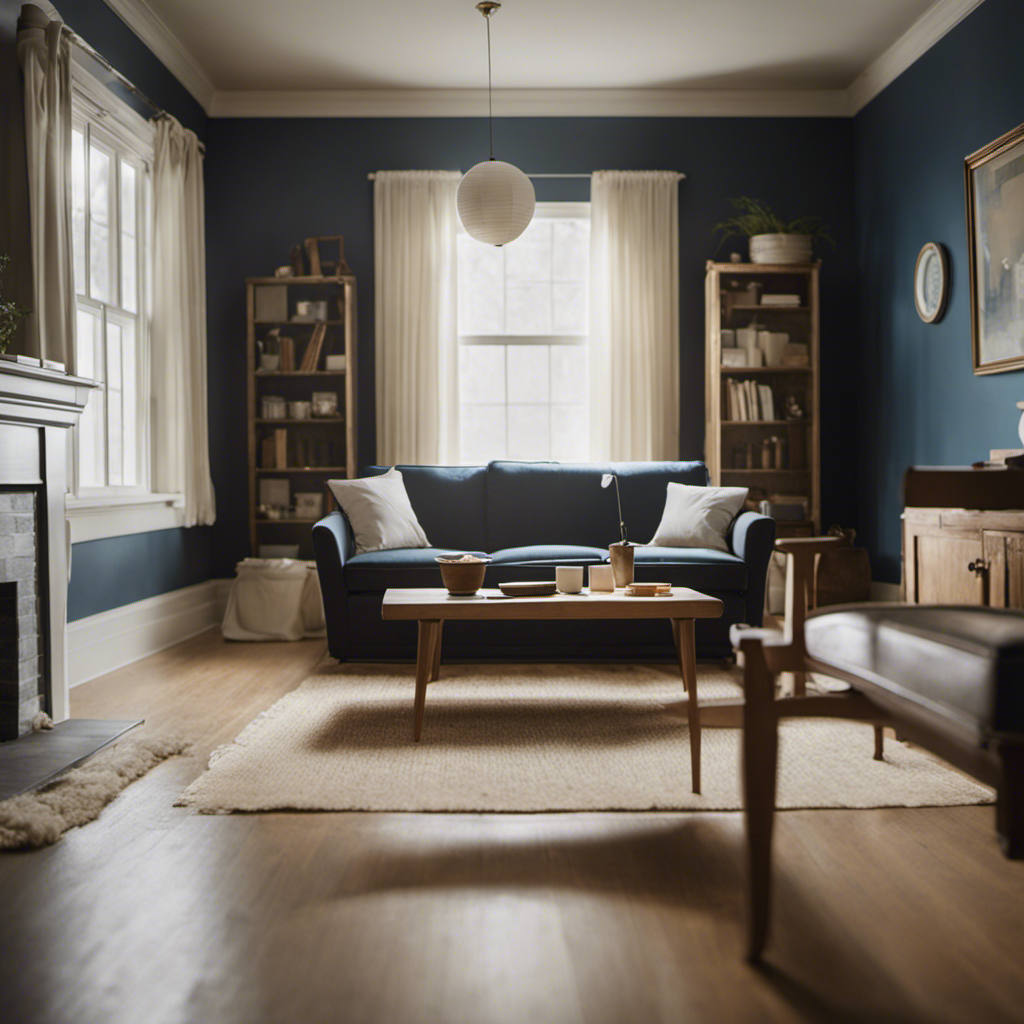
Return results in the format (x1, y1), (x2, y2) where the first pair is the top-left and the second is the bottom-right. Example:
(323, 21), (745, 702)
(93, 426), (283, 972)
(457, 159), (536, 246)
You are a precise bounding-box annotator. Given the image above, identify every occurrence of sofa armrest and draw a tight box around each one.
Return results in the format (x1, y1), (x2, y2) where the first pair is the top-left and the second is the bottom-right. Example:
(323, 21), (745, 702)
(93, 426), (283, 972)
(728, 511), (777, 627)
(312, 511), (353, 659)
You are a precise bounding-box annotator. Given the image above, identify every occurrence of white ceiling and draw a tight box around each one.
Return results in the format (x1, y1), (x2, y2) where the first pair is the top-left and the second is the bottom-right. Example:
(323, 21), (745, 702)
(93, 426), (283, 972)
(98, 0), (987, 115)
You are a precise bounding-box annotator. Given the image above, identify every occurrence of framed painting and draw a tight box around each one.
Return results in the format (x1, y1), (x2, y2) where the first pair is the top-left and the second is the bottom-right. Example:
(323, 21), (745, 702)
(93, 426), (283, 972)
(966, 121), (1024, 374)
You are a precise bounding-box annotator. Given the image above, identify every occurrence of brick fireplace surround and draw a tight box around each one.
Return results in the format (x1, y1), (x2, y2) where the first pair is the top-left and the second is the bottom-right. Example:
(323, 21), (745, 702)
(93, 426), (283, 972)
(0, 362), (93, 740)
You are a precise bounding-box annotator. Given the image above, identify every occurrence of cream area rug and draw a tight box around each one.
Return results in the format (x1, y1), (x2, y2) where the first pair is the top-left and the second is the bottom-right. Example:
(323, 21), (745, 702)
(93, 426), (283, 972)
(177, 663), (993, 814)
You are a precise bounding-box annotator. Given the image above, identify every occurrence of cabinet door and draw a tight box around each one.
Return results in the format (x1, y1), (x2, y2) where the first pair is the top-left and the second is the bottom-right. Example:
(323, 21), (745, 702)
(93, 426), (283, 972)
(982, 530), (1024, 609)
(914, 533), (986, 604)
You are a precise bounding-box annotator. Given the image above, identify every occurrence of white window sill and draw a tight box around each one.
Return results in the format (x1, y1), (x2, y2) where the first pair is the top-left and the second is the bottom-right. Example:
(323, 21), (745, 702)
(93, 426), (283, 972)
(67, 493), (185, 543)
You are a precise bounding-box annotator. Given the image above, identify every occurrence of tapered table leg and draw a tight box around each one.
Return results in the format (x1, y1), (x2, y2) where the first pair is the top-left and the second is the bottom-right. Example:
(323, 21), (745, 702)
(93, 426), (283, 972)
(413, 620), (440, 741)
(741, 636), (779, 961)
(430, 620), (444, 682)
(673, 618), (701, 794)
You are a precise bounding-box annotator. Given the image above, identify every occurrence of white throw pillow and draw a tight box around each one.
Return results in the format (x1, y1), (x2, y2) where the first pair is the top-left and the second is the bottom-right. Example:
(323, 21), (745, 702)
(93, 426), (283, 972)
(327, 468), (430, 555)
(648, 482), (749, 553)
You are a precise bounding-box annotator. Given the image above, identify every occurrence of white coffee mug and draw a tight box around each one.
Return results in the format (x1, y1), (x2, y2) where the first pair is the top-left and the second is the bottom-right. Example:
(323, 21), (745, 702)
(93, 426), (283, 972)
(588, 564), (615, 592)
(556, 566), (584, 594)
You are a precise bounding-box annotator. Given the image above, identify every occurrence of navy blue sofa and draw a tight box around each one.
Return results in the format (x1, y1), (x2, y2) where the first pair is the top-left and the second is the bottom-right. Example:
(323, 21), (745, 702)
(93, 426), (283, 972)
(312, 460), (775, 662)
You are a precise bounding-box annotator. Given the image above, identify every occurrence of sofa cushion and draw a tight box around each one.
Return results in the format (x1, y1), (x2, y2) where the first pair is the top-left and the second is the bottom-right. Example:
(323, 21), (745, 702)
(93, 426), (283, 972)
(327, 468), (430, 554)
(649, 482), (749, 553)
(489, 545), (608, 565)
(631, 546), (748, 590)
(804, 604), (1024, 738)
(362, 465), (488, 553)
(345, 547), (489, 590)
(485, 460), (709, 551)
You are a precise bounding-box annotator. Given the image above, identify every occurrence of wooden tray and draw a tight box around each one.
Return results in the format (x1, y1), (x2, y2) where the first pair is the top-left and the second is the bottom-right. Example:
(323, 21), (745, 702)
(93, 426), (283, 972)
(625, 583), (672, 597)
(498, 581), (557, 597)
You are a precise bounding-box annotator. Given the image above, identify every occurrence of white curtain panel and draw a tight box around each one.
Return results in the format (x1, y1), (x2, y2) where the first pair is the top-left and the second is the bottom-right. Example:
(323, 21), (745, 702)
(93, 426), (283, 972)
(17, 4), (76, 370)
(374, 170), (461, 465)
(151, 117), (215, 526)
(589, 170), (682, 461)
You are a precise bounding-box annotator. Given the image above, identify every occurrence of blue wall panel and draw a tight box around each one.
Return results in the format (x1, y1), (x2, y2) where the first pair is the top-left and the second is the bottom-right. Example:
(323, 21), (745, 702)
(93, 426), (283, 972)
(853, 0), (1024, 582)
(205, 115), (857, 577)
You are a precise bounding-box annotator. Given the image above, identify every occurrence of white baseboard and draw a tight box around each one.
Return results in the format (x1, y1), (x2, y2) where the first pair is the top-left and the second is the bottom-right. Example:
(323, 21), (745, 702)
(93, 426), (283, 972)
(67, 579), (232, 687)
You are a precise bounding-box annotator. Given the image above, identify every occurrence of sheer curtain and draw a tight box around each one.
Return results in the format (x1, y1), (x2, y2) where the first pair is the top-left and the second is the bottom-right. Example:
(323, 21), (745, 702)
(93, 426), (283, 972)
(589, 170), (683, 461)
(17, 3), (76, 369)
(151, 116), (215, 526)
(374, 171), (461, 465)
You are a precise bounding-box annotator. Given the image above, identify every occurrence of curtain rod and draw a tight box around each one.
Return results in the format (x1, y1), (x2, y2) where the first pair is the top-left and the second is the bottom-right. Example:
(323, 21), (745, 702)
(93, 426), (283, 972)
(63, 25), (206, 153)
(367, 172), (685, 180)
(367, 172), (593, 180)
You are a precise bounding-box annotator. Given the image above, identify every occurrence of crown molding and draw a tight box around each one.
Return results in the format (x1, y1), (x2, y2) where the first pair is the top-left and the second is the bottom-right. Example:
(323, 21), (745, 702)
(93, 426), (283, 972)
(846, 0), (988, 115)
(209, 88), (848, 119)
(100, 0), (214, 112)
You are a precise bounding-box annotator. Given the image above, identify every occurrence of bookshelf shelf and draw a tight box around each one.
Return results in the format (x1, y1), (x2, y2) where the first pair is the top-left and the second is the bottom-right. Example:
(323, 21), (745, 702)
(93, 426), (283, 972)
(256, 466), (348, 474)
(247, 263), (358, 560)
(706, 260), (820, 536)
(718, 365), (811, 374)
(255, 370), (345, 378)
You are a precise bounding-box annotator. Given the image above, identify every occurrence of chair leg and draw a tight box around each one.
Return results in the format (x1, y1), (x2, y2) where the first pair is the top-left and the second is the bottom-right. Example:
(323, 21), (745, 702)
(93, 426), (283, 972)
(873, 725), (885, 761)
(741, 636), (779, 962)
(996, 742), (1024, 859)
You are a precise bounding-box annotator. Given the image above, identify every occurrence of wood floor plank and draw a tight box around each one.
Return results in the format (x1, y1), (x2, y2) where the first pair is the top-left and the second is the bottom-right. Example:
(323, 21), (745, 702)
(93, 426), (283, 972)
(0, 628), (1021, 1023)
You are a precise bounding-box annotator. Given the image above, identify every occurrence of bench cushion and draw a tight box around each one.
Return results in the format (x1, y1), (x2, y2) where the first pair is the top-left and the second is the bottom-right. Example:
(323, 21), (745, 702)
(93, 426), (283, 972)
(489, 545), (607, 565)
(804, 604), (1024, 739)
(633, 546), (748, 590)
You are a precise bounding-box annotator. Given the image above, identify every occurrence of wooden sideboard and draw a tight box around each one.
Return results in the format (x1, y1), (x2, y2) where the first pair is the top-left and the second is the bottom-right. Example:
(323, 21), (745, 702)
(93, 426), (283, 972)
(902, 466), (1024, 608)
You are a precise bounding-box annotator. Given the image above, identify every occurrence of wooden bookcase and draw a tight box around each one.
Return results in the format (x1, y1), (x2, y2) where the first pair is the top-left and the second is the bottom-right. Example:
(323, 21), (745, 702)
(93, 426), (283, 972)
(704, 260), (820, 536)
(246, 273), (358, 559)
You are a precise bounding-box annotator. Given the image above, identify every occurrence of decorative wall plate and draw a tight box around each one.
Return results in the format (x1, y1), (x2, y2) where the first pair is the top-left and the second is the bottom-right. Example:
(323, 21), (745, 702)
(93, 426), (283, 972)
(914, 242), (949, 323)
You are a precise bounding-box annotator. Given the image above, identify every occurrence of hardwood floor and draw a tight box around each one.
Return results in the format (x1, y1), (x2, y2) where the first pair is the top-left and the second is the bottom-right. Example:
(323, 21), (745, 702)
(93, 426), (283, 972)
(1, 629), (1022, 1024)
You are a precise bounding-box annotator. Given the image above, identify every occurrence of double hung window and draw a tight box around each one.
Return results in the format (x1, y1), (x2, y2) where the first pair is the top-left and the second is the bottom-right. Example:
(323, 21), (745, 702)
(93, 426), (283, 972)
(457, 202), (590, 464)
(70, 85), (151, 494)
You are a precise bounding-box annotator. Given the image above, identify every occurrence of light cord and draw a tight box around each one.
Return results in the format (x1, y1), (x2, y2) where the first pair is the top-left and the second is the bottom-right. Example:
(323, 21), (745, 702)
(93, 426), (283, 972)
(486, 13), (493, 159)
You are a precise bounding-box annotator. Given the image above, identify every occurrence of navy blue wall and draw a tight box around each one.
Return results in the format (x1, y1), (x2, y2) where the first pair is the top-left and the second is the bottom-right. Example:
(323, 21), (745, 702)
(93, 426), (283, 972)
(0, 0), (214, 620)
(206, 115), (857, 577)
(854, 0), (1024, 583)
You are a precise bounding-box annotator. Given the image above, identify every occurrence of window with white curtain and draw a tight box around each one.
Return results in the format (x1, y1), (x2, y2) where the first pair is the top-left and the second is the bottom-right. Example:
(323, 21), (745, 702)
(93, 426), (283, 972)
(70, 76), (152, 496)
(457, 202), (590, 464)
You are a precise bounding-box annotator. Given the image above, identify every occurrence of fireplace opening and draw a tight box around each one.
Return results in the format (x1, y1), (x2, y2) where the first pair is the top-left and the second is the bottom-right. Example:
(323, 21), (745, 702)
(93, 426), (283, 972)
(0, 490), (43, 741)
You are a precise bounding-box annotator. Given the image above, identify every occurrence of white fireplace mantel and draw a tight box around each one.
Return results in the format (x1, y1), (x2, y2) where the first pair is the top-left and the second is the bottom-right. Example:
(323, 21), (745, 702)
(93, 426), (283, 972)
(0, 360), (96, 728)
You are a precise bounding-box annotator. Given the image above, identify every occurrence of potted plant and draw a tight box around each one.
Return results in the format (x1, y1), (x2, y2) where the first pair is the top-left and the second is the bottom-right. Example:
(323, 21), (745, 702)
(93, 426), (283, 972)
(601, 473), (634, 586)
(0, 255), (30, 354)
(714, 197), (834, 265)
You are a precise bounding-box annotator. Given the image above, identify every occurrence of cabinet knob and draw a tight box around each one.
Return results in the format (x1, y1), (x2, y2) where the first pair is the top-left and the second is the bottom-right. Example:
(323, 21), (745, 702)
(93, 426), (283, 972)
(968, 559), (988, 577)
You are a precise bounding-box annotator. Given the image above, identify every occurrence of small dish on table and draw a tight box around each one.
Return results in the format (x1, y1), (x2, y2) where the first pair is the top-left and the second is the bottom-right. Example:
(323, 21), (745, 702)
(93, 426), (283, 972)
(498, 581), (557, 597)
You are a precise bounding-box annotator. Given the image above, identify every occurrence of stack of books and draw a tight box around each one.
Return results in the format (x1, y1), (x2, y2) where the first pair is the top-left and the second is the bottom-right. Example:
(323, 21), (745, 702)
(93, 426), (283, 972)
(725, 378), (775, 421)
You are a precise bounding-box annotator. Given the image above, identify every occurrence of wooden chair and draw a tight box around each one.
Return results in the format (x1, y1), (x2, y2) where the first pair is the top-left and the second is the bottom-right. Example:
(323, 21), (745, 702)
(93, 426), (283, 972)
(733, 536), (1024, 961)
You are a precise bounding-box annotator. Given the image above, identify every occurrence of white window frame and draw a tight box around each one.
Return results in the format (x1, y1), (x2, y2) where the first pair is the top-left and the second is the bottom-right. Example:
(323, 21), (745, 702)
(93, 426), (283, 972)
(66, 61), (184, 543)
(457, 201), (591, 464)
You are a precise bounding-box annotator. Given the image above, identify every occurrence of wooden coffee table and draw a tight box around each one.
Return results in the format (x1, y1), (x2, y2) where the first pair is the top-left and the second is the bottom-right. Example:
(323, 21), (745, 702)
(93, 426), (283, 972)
(381, 587), (724, 793)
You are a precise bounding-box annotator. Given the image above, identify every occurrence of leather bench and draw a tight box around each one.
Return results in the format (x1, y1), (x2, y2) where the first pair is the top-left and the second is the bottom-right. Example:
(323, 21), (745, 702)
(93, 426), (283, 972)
(733, 537), (1024, 961)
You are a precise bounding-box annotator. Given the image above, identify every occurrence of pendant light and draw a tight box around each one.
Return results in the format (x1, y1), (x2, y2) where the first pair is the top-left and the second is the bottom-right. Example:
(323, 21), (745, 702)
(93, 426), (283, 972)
(457, 1), (535, 247)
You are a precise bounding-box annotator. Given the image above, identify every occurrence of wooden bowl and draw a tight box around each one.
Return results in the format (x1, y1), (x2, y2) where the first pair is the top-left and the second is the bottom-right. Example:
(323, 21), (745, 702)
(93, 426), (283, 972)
(435, 555), (490, 595)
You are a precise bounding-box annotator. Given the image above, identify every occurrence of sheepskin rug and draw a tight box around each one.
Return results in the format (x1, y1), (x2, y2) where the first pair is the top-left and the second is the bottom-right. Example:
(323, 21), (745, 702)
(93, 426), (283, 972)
(0, 732), (190, 850)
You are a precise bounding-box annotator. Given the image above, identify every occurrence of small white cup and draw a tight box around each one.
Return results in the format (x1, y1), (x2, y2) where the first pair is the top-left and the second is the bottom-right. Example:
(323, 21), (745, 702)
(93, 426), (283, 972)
(588, 564), (615, 592)
(556, 566), (584, 594)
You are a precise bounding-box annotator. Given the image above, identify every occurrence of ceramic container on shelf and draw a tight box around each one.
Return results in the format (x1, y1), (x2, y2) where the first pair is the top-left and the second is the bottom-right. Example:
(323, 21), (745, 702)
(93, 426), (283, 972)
(588, 565), (615, 592)
(749, 233), (812, 264)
